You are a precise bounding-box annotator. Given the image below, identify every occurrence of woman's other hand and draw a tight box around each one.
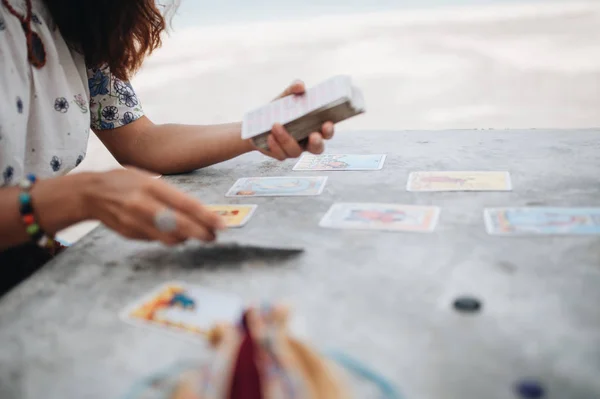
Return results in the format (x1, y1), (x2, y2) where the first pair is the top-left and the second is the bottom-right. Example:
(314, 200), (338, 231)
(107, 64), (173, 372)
(82, 168), (225, 246)
(255, 80), (335, 161)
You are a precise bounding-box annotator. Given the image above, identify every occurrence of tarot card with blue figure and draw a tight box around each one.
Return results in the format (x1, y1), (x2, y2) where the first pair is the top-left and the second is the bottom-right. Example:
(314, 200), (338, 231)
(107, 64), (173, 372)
(293, 154), (386, 171)
(225, 176), (327, 197)
(320, 203), (440, 232)
(484, 208), (600, 235)
(120, 282), (244, 340)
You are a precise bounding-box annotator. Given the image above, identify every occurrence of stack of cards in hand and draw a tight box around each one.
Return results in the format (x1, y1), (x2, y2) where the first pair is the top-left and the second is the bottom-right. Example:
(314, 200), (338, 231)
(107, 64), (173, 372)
(211, 158), (600, 235)
(242, 75), (365, 150)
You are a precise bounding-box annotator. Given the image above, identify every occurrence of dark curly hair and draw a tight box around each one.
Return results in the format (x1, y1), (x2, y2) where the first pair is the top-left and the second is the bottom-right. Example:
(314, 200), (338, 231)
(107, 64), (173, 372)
(44, 0), (178, 80)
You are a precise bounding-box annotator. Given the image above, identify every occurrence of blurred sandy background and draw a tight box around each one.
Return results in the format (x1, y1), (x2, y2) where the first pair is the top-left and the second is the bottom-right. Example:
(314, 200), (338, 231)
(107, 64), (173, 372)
(58, 0), (600, 243)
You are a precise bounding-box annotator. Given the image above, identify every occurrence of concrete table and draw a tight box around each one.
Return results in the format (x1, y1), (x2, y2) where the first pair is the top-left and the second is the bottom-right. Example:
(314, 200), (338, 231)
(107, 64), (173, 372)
(1, 130), (599, 399)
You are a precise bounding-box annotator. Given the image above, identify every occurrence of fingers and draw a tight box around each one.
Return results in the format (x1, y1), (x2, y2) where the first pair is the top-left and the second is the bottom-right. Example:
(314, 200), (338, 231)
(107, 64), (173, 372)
(265, 121), (334, 159)
(277, 79), (305, 99)
(169, 210), (217, 243)
(118, 211), (182, 246)
(267, 123), (303, 160)
(97, 169), (225, 246)
(269, 123), (303, 158)
(267, 134), (287, 161)
(148, 179), (226, 232)
(145, 199), (218, 244)
(321, 121), (335, 140)
(289, 80), (305, 95)
(305, 132), (325, 154)
(100, 206), (155, 242)
(304, 122), (333, 154)
(125, 197), (218, 245)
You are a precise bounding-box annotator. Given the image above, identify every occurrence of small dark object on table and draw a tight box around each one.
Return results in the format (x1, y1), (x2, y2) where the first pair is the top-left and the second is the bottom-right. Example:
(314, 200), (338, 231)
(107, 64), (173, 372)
(515, 379), (545, 398)
(453, 296), (482, 313)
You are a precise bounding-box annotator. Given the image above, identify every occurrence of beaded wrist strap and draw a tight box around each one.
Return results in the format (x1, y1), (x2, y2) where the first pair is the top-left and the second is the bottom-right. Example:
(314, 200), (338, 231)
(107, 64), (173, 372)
(18, 174), (55, 250)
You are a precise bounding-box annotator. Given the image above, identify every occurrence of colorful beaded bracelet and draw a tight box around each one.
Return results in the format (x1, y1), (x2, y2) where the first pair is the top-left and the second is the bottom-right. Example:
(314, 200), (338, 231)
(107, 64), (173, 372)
(18, 174), (55, 249)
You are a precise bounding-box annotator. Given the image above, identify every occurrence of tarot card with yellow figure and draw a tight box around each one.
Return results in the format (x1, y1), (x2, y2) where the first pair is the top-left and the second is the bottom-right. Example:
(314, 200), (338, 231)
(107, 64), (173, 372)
(206, 204), (257, 227)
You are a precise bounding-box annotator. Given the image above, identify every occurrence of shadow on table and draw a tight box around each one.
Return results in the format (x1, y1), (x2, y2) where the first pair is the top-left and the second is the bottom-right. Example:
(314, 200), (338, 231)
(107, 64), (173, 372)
(128, 243), (304, 271)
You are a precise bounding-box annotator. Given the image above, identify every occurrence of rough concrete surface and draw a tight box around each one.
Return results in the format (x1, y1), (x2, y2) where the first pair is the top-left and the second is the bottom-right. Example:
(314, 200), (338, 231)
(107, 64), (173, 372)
(1, 130), (600, 399)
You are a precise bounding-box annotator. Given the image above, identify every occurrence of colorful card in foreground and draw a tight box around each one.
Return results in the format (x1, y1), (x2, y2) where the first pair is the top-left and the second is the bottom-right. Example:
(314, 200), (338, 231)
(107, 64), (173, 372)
(120, 282), (244, 339)
(485, 207), (600, 235)
(320, 203), (440, 232)
(225, 176), (327, 197)
(407, 171), (512, 191)
(293, 154), (386, 171)
(206, 205), (257, 227)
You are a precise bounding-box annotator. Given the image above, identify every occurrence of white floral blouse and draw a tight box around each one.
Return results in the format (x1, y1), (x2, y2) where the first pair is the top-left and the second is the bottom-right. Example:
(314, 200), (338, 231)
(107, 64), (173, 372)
(0, 0), (144, 187)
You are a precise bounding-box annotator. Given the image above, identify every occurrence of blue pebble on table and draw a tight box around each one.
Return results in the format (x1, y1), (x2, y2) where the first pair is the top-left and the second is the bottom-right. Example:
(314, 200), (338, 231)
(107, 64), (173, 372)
(515, 379), (545, 398)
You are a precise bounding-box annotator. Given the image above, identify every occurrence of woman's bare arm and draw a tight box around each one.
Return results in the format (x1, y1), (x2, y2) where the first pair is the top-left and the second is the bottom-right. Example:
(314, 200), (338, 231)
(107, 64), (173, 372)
(0, 168), (226, 252)
(94, 81), (333, 175)
(95, 117), (252, 175)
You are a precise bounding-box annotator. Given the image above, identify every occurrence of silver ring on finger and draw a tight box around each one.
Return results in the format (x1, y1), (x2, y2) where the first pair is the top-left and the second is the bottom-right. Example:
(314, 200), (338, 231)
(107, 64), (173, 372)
(154, 208), (177, 233)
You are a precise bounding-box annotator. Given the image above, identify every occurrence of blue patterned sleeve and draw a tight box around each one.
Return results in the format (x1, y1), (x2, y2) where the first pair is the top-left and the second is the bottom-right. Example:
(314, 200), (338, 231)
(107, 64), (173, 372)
(87, 65), (144, 130)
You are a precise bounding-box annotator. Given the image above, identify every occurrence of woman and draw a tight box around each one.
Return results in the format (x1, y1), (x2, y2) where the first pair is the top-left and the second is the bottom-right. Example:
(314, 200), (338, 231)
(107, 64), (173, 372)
(0, 0), (335, 293)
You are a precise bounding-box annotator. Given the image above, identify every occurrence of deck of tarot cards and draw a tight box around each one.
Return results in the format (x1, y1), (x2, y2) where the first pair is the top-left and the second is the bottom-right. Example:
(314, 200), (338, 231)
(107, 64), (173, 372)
(242, 75), (366, 150)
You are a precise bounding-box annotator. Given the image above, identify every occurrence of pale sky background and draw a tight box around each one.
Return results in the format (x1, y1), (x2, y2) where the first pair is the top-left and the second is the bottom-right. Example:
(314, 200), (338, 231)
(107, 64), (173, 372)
(172, 0), (555, 28)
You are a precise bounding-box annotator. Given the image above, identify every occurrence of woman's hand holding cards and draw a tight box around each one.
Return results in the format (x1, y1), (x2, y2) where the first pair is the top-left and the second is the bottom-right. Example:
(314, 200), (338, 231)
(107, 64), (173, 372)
(252, 80), (336, 160)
